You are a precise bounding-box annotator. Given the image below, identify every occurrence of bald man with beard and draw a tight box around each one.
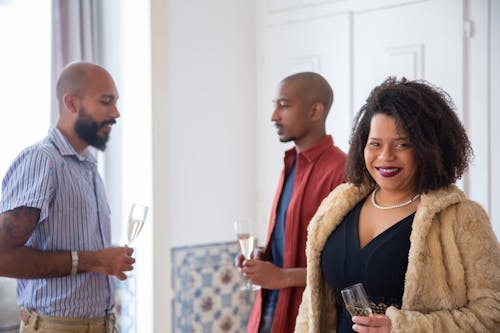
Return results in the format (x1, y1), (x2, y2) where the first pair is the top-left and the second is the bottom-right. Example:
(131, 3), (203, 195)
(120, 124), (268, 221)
(236, 72), (347, 333)
(0, 62), (132, 333)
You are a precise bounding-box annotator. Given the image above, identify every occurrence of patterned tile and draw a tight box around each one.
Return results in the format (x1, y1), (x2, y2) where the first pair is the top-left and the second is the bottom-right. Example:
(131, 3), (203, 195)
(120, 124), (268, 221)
(171, 242), (255, 333)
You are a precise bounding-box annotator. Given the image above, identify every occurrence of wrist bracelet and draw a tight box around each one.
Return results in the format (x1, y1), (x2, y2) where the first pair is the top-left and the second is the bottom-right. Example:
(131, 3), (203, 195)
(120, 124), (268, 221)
(71, 251), (78, 275)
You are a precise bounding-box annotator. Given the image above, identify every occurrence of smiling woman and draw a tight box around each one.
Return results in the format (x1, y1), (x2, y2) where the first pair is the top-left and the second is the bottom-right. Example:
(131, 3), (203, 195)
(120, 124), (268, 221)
(0, 0), (51, 179)
(294, 77), (500, 333)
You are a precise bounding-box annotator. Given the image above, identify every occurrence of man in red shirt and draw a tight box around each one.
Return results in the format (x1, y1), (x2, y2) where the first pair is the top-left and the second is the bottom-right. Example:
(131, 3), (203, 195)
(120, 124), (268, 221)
(237, 72), (347, 333)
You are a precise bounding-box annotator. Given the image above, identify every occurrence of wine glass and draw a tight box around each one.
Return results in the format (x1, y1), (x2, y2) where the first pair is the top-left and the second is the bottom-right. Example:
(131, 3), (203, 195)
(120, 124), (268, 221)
(341, 283), (373, 317)
(127, 203), (149, 246)
(233, 218), (260, 291)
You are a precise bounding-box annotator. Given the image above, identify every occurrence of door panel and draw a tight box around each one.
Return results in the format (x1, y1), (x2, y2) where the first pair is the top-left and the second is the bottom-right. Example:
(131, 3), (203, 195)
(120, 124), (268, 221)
(353, 0), (463, 116)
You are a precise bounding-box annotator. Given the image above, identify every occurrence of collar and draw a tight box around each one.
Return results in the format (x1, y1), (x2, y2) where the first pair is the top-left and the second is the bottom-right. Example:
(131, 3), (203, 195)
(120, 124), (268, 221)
(284, 135), (334, 165)
(48, 127), (96, 164)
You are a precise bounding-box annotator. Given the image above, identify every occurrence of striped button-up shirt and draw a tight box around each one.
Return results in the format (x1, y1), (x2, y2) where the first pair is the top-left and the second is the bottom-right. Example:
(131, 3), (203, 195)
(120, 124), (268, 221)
(0, 127), (114, 318)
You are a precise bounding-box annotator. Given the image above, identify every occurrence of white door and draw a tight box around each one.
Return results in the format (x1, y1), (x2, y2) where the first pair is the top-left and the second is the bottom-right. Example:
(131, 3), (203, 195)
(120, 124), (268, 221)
(352, 0), (463, 116)
(257, 0), (475, 239)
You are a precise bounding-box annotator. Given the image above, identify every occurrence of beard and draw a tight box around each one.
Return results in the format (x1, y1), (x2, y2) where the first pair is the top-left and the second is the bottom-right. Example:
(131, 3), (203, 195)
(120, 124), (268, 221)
(279, 136), (294, 143)
(74, 107), (116, 151)
(274, 123), (294, 143)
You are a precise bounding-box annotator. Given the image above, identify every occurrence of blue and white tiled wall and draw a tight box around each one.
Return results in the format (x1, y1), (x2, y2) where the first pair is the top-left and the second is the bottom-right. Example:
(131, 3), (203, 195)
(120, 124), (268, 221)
(116, 241), (255, 333)
(171, 242), (255, 333)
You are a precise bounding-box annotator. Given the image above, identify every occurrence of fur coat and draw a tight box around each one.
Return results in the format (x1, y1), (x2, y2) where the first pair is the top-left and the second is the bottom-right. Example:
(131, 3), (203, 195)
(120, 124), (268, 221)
(294, 183), (500, 332)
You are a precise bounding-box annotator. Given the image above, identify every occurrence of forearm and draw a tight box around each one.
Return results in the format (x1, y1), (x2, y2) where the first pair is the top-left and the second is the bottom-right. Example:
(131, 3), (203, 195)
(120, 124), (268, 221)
(0, 207), (73, 279)
(0, 246), (72, 278)
(244, 260), (307, 289)
(0, 246), (134, 280)
(78, 249), (117, 275)
(281, 267), (306, 288)
(0, 207), (133, 280)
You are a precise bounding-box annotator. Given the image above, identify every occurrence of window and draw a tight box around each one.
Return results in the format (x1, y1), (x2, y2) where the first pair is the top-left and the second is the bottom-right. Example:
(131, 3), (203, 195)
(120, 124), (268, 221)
(0, 0), (51, 180)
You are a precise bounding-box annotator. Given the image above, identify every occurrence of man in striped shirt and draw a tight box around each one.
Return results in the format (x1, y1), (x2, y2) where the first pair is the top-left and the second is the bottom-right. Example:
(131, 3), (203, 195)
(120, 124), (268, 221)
(0, 62), (133, 333)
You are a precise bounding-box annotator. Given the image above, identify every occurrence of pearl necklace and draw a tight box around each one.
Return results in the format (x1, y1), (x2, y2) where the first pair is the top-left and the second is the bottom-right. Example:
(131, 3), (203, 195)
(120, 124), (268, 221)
(371, 188), (421, 210)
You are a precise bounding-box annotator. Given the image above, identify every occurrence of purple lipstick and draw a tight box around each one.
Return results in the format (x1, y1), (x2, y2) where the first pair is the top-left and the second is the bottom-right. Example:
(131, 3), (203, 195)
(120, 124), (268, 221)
(376, 167), (401, 177)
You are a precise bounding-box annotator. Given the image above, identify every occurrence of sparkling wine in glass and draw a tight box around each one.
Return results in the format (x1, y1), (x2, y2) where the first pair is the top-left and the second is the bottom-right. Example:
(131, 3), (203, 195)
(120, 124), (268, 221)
(127, 203), (149, 246)
(341, 283), (373, 317)
(234, 218), (260, 291)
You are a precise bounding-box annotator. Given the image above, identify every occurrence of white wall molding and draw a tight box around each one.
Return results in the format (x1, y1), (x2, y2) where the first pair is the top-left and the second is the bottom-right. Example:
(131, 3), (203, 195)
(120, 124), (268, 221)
(289, 54), (322, 72)
(385, 44), (425, 79)
(264, 0), (428, 26)
(463, 0), (492, 220)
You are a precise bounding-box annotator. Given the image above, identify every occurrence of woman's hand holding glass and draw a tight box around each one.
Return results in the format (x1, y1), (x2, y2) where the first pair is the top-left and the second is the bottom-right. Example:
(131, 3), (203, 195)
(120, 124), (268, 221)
(341, 283), (372, 317)
(351, 314), (392, 333)
(341, 283), (392, 332)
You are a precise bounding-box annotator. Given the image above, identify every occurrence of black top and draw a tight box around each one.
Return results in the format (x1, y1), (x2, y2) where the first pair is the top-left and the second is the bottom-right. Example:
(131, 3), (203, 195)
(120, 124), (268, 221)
(321, 200), (414, 333)
(262, 160), (296, 320)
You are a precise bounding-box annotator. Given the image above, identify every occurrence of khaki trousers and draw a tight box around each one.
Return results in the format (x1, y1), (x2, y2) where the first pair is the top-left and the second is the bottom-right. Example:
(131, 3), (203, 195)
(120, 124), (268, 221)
(19, 308), (117, 333)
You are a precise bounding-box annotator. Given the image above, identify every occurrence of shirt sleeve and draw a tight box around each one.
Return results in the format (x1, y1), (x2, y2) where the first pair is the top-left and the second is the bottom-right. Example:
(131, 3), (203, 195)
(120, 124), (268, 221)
(0, 147), (55, 222)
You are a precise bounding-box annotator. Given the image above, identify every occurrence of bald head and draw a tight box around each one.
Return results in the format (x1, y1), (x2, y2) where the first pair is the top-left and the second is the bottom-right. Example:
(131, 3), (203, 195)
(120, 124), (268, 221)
(54, 61), (120, 153)
(280, 72), (334, 117)
(56, 62), (112, 107)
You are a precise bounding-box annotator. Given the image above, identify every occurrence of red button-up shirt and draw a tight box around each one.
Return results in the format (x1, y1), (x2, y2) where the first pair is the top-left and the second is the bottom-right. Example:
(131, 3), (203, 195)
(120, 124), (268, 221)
(248, 135), (346, 333)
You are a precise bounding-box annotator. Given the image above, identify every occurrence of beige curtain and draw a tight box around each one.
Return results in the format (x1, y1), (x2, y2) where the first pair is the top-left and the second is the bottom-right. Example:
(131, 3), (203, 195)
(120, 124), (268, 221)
(50, 0), (99, 125)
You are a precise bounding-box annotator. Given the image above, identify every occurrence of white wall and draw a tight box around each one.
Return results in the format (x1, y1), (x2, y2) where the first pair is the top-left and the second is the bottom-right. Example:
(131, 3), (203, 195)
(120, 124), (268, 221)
(151, 2), (170, 333)
(151, 0), (256, 331)
(491, 0), (500, 236)
(463, 0), (499, 236)
(161, 0), (256, 247)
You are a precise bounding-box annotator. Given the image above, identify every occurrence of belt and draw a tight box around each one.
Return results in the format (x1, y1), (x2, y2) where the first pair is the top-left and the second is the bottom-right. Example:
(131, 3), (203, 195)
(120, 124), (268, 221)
(20, 308), (118, 333)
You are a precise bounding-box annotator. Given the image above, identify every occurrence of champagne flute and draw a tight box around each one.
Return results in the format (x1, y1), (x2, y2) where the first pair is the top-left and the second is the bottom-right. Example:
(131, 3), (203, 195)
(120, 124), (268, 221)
(127, 203), (149, 246)
(234, 218), (260, 291)
(341, 283), (373, 317)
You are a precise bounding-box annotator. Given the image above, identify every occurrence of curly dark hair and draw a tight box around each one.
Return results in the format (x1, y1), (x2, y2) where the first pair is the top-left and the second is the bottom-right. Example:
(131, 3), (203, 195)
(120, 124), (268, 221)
(345, 77), (473, 193)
